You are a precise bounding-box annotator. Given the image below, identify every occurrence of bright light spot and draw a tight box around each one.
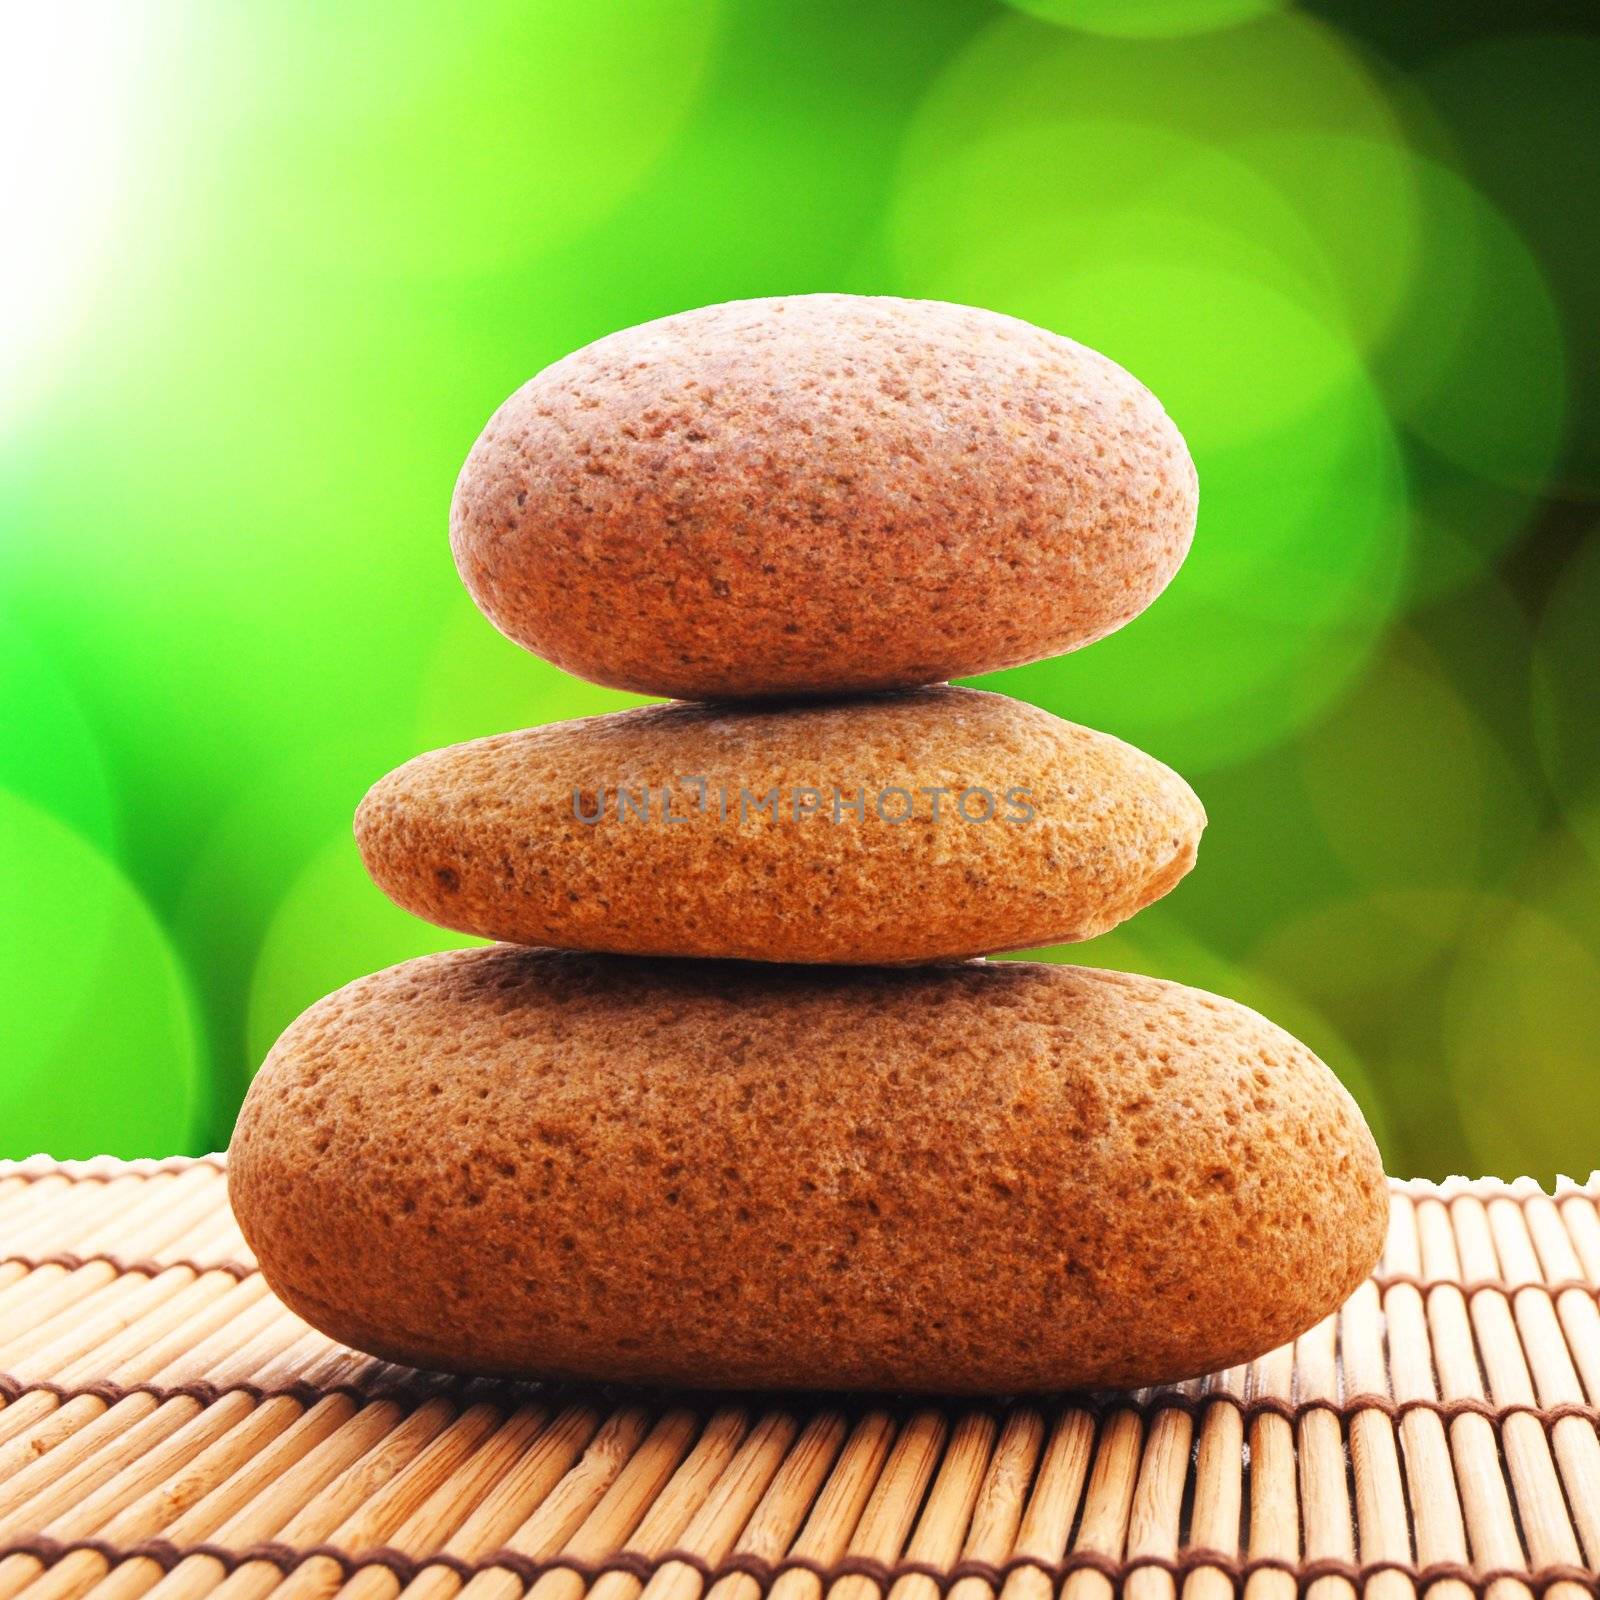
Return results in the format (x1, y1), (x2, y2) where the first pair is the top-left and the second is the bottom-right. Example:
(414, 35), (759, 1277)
(0, 3), (147, 435)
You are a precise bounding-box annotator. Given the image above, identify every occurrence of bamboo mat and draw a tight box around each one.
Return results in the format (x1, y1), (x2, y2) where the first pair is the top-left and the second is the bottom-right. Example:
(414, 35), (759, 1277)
(2, 1161), (1599, 1600)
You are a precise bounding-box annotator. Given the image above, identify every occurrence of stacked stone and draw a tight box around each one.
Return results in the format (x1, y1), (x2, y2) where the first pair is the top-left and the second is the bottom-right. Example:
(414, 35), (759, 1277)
(229, 296), (1386, 1395)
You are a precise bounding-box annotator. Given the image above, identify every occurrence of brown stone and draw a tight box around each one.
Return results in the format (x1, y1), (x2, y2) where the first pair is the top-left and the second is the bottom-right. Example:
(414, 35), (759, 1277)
(354, 687), (1204, 965)
(450, 295), (1197, 700)
(229, 946), (1387, 1393)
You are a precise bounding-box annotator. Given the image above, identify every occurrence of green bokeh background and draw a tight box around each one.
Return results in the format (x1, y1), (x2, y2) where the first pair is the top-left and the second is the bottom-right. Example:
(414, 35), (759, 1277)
(3, 0), (1597, 1180)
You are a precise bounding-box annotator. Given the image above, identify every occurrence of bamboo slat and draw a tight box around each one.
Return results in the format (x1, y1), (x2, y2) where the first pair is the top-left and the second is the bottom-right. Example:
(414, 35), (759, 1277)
(0, 1160), (1597, 1599)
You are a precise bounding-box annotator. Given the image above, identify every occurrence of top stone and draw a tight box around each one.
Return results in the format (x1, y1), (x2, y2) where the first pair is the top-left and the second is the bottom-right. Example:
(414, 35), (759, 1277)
(451, 295), (1197, 701)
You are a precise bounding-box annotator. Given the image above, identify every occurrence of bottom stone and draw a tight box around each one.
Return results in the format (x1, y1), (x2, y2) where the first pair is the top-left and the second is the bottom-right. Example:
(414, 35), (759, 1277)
(229, 946), (1386, 1393)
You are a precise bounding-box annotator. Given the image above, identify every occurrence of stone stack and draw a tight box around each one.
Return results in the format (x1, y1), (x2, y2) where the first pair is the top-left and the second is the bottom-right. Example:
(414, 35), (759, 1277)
(229, 295), (1386, 1394)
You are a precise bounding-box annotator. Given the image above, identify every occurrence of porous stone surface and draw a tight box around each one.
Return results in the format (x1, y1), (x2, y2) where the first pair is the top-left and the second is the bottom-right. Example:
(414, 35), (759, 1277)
(450, 295), (1198, 699)
(354, 687), (1205, 964)
(229, 946), (1388, 1393)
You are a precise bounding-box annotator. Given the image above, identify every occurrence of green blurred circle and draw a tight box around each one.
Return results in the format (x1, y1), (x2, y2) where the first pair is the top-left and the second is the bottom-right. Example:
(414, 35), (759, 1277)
(0, 607), (117, 850)
(897, 8), (1421, 356)
(1400, 445), (1543, 605)
(246, 832), (483, 1070)
(1262, 870), (1598, 1179)
(1248, 884), (1517, 1178)
(565, 0), (987, 293)
(1532, 527), (1600, 866)
(171, 0), (722, 277)
(892, 120), (1346, 362)
(1003, 0), (1286, 38)
(1230, 129), (1422, 357)
(0, 788), (198, 1158)
(905, 8), (1404, 158)
(1417, 34), (1600, 494)
(1296, 630), (1537, 893)
(1445, 896), (1600, 1183)
(1371, 155), (1566, 493)
(930, 239), (1362, 452)
(1252, 887), (1502, 1023)
(1158, 740), (1347, 960)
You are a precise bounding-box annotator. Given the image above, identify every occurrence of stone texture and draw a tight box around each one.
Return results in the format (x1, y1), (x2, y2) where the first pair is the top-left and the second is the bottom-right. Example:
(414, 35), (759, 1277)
(229, 946), (1387, 1394)
(354, 687), (1205, 964)
(450, 295), (1197, 700)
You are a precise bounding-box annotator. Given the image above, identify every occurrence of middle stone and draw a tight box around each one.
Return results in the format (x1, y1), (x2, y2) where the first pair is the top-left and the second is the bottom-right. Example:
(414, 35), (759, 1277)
(356, 685), (1205, 965)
